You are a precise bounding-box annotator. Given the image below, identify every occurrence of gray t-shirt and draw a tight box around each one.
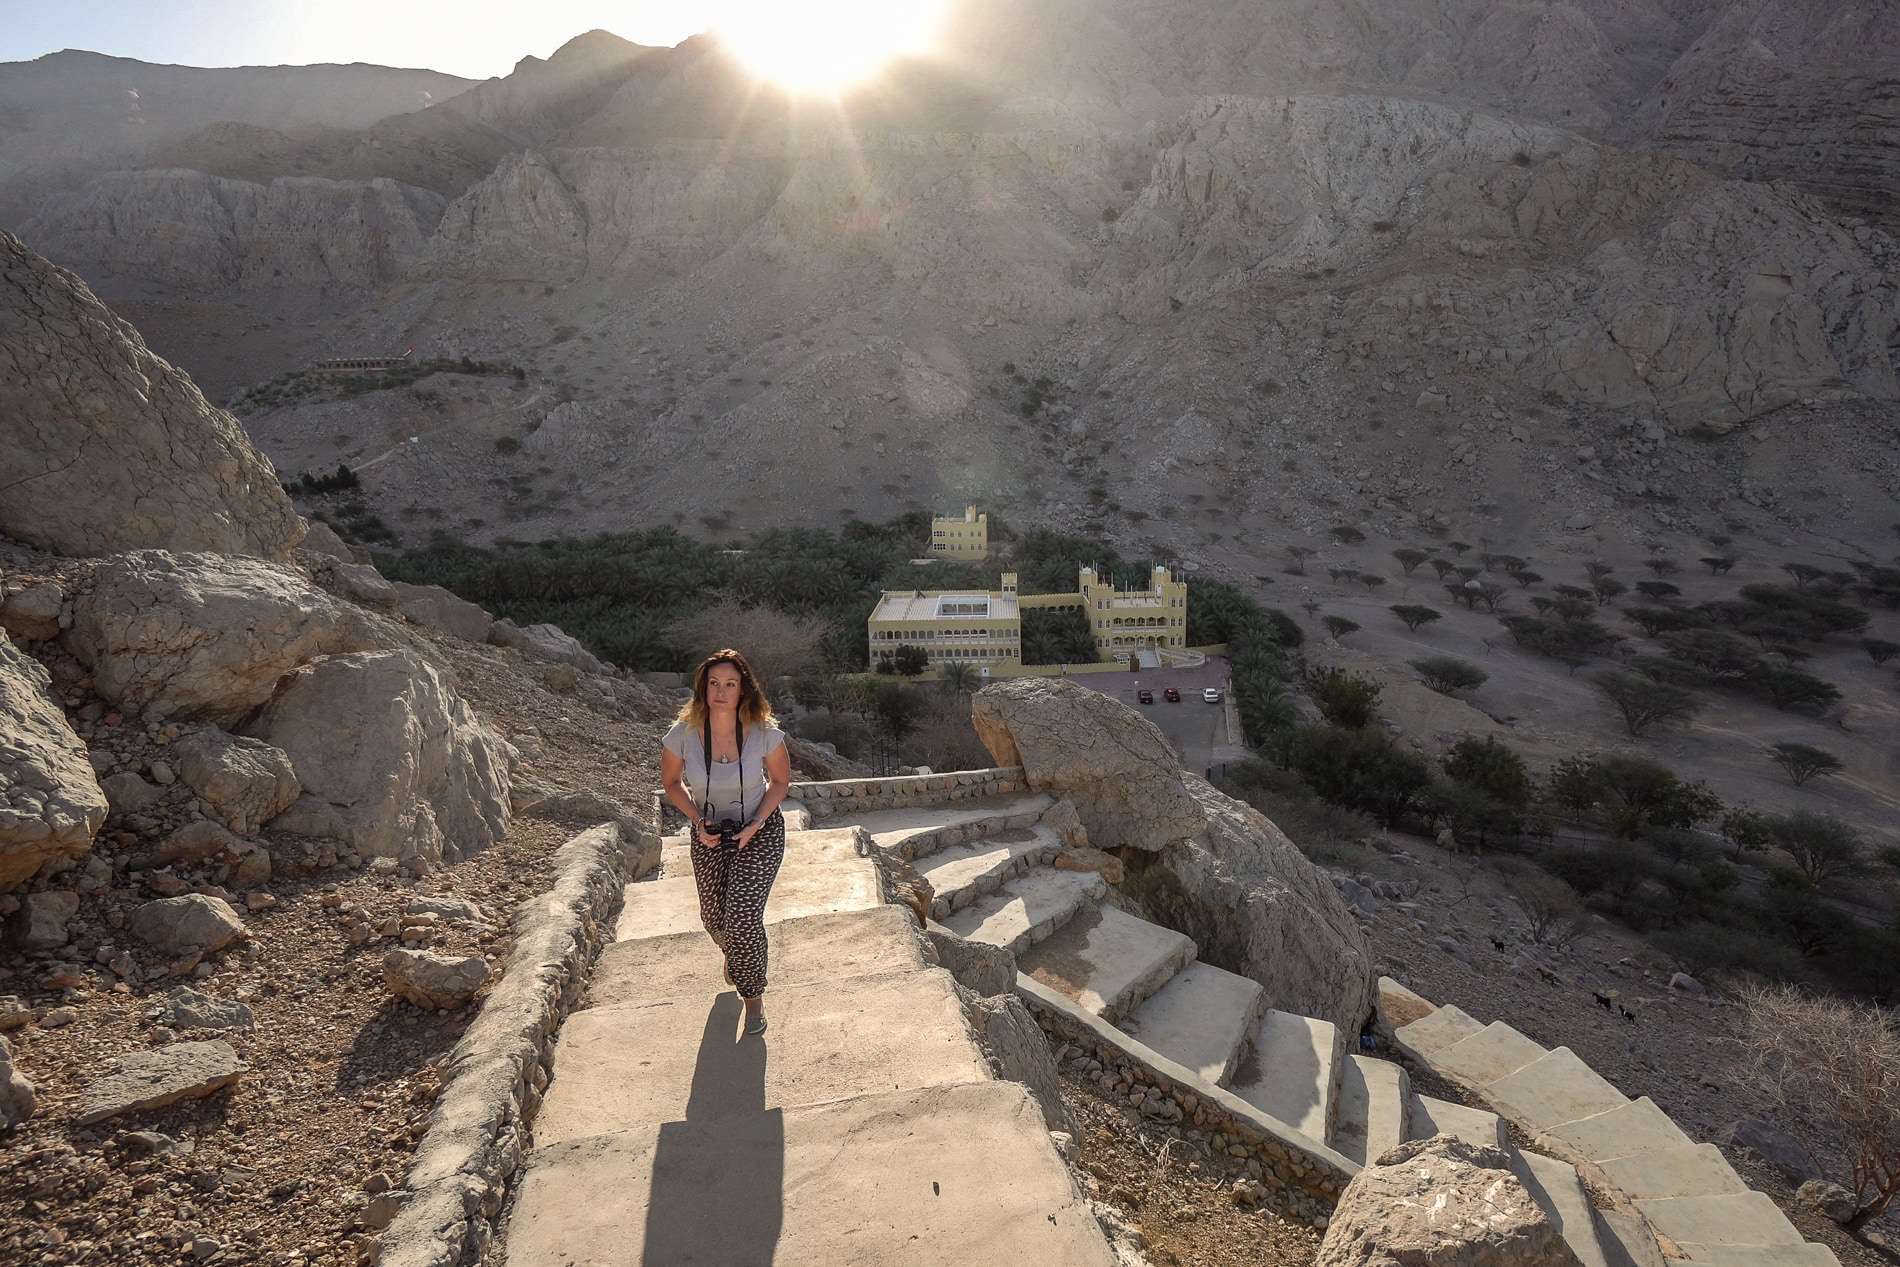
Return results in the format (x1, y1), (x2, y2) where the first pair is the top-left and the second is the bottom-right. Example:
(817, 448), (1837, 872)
(662, 719), (786, 824)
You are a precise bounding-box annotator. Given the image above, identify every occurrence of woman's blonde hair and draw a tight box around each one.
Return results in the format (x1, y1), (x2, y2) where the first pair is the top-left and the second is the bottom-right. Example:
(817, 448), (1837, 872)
(675, 648), (777, 734)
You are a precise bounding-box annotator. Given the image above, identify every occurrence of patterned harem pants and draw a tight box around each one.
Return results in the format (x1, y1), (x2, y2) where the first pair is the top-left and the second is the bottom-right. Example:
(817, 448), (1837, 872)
(690, 809), (786, 1001)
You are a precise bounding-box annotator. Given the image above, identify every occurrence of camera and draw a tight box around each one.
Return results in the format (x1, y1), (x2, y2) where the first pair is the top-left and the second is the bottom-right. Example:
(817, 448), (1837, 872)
(712, 819), (745, 850)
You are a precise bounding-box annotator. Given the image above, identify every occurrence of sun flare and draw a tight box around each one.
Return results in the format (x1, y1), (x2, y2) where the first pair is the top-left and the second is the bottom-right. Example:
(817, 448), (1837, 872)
(713, 0), (947, 95)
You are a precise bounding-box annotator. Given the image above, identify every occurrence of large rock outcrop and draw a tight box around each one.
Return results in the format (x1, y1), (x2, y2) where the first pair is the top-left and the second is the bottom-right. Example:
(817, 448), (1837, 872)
(65, 551), (370, 726)
(243, 650), (512, 866)
(972, 677), (1374, 1039)
(1317, 1135), (1581, 1267)
(0, 230), (302, 559)
(972, 677), (1203, 851)
(0, 629), (107, 890)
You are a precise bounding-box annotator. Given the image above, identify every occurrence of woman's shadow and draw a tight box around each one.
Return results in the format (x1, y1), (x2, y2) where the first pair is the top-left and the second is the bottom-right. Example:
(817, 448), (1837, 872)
(642, 991), (785, 1265)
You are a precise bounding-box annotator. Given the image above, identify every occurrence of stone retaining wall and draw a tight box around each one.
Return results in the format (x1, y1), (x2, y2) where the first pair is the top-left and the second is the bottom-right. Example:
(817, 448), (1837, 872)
(377, 821), (637, 1267)
(791, 766), (1027, 821)
(1017, 976), (1356, 1230)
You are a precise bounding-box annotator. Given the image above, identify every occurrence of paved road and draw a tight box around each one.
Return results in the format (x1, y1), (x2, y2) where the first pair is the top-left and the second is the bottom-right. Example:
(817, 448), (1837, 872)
(1059, 656), (1253, 779)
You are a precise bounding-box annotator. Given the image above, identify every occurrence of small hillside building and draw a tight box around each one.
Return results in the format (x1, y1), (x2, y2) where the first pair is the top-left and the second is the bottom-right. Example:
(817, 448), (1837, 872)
(928, 506), (989, 560)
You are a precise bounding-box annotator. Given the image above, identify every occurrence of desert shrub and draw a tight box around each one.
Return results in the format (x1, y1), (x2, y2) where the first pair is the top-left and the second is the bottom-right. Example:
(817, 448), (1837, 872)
(1329, 525), (1366, 545)
(1720, 806), (1775, 856)
(1628, 655), (1712, 689)
(1739, 584), (1870, 640)
(1653, 924), (1801, 982)
(1768, 811), (1866, 886)
(1507, 871), (1590, 947)
(1282, 724), (1433, 826)
(1322, 615), (1360, 642)
(666, 600), (829, 689)
(1509, 569), (1543, 588)
(1863, 638), (1900, 665)
(1357, 572), (1388, 592)
(1391, 604), (1442, 633)
(1740, 664), (1841, 712)
(1769, 742), (1844, 788)
(1548, 753), (1721, 839)
(1635, 581), (1682, 602)
(1541, 845), (1616, 896)
(493, 436), (522, 454)
(890, 644), (929, 676)
(1217, 759), (1378, 867)
(1305, 666), (1382, 728)
(1625, 605), (1708, 637)
(1392, 547), (1429, 575)
(1430, 559), (1458, 580)
(1658, 629), (1762, 681)
(1700, 556), (1737, 575)
(1740, 985), (1900, 1229)
(1411, 656), (1487, 695)
(1594, 670), (1700, 737)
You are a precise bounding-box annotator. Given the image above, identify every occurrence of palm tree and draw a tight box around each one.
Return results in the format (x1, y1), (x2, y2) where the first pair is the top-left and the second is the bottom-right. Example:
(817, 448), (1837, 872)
(939, 662), (980, 695)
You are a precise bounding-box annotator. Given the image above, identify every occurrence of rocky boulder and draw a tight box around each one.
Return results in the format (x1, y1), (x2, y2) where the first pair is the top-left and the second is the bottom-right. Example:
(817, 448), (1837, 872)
(172, 729), (300, 834)
(322, 563), (400, 609)
(129, 894), (246, 953)
(517, 622), (609, 674)
(66, 551), (371, 725)
(0, 629), (107, 889)
(0, 230), (301, 559)
(298, 520), (356, 563)
(391, 583), (492, 644)
(76, 1040), (246, 1126)
(0, 582), (63, 641)
(1317, 1135), (1581, 1267)
(383, 948), (489, 1009)
(972, 678), (1203, 851)
(152, 819), (241, 866)
(0, 1034), (35, 1128)
(244, 650), (511, 865)
(8, 889), (79, 951)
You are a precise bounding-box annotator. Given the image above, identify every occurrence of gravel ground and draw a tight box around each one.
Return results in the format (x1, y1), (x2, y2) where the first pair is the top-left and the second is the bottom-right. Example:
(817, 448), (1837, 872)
(1058, 1069), (1323, 1267)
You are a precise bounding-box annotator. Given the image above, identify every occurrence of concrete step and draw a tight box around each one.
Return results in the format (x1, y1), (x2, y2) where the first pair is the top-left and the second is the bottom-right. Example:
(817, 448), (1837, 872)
(1632, 1192), (1804, 1252)
(1430, 1020), (1548, 1087)
(1392, 1003), (1484, 1060)
(1404, 1092), (1506, 1151)
(1536, 1096), (1694, 1164)
(1511, 1150), (1615, 1267)
(589, 905), (926, 1008)
(939, 866), (1105, 956)
(1597, 1207), (1666, 1267)
(916, 826), (1063, 920)
(1229, 1010), (1338, 1144)
(505, 1081), (1120, 1267)
(1333, 1056), (1409, 1165)
(1485, 1046), (1629, 1133)
(1673, 1245), (1842, 1266)
(815, 793), (1055, 861)
(1121, 961), (1265, 1086)
(1017, 904), (1196, 1024)
(539, 968), (991, 1146)
(1599, 1143), (1749, 1201)
(659, 824), (868, 875)
(614, 856), (885, 942)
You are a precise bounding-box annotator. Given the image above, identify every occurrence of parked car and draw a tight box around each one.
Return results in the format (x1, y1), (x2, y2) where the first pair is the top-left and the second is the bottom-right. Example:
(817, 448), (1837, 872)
(1136, 689), (1154, 704)
(1164, 687), (1181, 702)
(1202, 687), (1223, 703)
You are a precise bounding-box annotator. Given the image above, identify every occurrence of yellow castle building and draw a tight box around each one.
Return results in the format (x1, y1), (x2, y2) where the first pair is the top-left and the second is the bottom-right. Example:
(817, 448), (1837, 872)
(867, 562), (1188, 671)
(927, 506), (989, 560)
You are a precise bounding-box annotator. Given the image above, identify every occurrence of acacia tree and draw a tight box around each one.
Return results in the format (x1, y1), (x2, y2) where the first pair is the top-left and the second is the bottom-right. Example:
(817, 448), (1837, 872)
(1769, 811), (1865, 886)
(1740, 985), (1900, 1232)
(1393, 547), (1429, 575)
(1769, 742), (1844, 788)
(1595, 670), (1700, 737)
(1391, 604), (1442, 633)
(1322, 615), (1359, 643)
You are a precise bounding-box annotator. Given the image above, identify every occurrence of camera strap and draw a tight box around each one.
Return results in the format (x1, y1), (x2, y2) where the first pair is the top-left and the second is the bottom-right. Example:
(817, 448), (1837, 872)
(699, 716), (745, 825)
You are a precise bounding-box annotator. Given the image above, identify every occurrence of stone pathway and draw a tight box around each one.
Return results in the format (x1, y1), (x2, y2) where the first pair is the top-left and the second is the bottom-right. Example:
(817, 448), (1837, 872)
(1396, 997), (1845, 1267)
(501, 820), (1117, 1267)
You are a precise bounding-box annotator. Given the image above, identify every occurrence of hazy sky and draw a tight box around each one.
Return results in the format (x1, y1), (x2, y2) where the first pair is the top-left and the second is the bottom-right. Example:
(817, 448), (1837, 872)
(0, 1), (715, 79)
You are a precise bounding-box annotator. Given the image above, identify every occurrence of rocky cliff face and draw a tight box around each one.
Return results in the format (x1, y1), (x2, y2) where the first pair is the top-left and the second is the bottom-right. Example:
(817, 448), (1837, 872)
(0, 232), (302, 558)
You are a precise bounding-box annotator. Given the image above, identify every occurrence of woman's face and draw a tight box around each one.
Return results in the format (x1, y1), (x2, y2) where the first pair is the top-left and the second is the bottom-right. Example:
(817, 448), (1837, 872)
(705, 663), (745, 711)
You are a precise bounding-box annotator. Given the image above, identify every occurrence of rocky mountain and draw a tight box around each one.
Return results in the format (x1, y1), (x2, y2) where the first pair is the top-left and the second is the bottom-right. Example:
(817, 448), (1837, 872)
(2, 2), (1895, 554)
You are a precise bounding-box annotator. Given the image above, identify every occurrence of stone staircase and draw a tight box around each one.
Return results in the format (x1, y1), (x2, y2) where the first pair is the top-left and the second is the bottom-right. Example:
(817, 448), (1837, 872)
(1396, 1002), (1845, 1267)
(790, 769), (1842, 1267)
(500, 819), (1119, 1266)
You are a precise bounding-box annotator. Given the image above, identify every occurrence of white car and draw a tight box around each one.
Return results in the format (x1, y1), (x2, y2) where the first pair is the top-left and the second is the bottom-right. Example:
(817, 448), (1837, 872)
(1202, 687), (1223, 703)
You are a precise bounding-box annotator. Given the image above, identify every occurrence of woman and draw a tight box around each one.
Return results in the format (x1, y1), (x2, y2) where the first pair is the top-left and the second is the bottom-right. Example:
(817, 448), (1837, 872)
(659, 648), (793, 1036)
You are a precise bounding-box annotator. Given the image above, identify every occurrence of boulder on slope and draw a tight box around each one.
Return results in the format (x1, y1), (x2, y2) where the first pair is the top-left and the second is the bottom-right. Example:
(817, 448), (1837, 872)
(244, 650), (512, 865)
(972, 678), (1203, 851)
(171, 728), (300, 834)
(0, 629), (107, 890)
(0, 230), (301, 559)
(1317, 1134), (1581, 1267)
(66, 551), (373, 725)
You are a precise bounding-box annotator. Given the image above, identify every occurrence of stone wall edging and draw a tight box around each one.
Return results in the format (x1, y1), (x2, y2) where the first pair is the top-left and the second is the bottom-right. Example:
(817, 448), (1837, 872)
(1015, 974), (1357, 1228)
(794, 766), (1027, 821)
(377, 821), (634, 1267)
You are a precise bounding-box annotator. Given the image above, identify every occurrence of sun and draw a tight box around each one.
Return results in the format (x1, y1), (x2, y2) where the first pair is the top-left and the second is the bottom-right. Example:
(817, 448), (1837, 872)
(713, 0), (947, 95)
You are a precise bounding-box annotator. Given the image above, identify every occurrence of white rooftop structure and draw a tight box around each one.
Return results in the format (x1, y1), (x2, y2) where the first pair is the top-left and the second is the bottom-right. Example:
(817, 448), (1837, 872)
(871, 591), (1020, 622)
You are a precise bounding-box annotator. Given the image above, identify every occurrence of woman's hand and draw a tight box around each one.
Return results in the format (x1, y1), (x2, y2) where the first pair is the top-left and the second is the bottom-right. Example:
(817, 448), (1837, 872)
(694, 821), (722, 848)
(734, 820), (762, 850)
